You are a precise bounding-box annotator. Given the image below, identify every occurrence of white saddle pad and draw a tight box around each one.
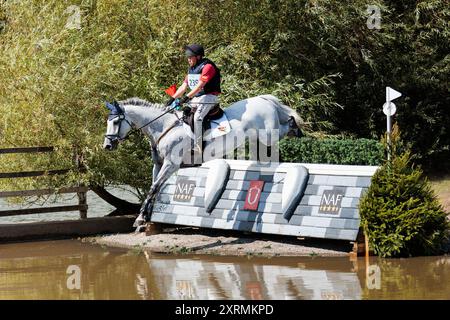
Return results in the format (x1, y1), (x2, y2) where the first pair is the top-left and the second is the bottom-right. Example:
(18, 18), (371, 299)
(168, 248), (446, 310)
(204, 113), (231, 140)
(182, 112), (231, 141)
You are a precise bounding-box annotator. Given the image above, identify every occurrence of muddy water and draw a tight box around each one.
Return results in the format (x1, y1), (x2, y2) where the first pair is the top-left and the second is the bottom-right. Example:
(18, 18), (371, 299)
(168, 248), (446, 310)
(0, 240), (449, 300)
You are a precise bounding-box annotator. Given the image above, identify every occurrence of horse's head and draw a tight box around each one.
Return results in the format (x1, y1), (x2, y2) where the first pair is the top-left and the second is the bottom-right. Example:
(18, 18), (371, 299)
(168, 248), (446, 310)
(103, 101), (133, 151)
(287, 115), (303, 138)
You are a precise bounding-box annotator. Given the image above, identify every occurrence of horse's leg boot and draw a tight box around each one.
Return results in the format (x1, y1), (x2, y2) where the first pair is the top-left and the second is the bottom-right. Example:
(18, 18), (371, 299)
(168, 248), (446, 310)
(135, 225), (146, 233)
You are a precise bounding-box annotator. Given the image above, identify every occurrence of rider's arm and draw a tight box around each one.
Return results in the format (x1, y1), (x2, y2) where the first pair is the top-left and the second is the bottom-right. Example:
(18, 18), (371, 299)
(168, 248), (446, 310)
(172, 81), (188, 99)
(186, 80), (206, 99)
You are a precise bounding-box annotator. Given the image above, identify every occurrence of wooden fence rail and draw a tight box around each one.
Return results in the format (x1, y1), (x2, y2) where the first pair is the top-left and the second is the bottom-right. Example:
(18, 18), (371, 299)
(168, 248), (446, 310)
(0, 205), (89, 218)
(0, 146), (54, 154)
(0, 169), (71, 179)
(0, 186), (89, 198)
(0, 146), (88, 219)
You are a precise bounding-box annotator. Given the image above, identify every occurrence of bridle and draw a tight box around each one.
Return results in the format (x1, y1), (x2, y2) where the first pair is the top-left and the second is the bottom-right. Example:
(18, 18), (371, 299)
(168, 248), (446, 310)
(104, 113), (134, 143)
(104, 103), (181, 144)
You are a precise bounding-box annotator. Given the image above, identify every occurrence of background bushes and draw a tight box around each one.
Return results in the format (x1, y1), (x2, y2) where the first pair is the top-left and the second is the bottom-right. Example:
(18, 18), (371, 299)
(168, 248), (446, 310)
(279, 137), (384, 165)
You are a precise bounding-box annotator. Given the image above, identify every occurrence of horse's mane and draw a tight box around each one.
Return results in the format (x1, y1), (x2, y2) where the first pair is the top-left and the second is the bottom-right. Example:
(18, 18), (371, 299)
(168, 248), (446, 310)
(120, 97), (165, 110)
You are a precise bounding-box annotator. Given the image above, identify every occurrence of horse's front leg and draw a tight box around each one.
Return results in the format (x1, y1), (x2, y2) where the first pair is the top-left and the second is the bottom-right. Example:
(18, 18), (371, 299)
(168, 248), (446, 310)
(133, 187), (160, 230)
(133, 148), (161, 229)
(152, 162), (162, 184)
(133, 161), (178, 229)
(133, 181), (158, 230)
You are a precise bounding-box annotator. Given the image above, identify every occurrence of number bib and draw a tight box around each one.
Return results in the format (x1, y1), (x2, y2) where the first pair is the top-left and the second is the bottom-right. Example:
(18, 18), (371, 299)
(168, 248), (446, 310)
(187, 74), (200, 90)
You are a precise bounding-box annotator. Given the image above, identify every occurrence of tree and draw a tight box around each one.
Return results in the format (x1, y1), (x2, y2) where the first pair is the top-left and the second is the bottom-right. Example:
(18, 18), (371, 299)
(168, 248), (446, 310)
(359, 125), (449, 257)
(0, 1), (448, 211)
(0, 1), (156, 205)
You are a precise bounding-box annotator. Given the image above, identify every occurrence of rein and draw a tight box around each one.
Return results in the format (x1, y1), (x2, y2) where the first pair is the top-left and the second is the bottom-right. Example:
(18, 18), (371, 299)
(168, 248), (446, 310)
(134, 104), (180, 132)
(106, 100), (217, 146)
(105, 104), (181, 145)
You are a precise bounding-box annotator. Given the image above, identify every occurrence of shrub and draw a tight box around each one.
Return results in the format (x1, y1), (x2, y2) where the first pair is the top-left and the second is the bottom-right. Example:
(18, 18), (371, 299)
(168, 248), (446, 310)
(279, 137), (384, 165)
(359, 128), (449, 257)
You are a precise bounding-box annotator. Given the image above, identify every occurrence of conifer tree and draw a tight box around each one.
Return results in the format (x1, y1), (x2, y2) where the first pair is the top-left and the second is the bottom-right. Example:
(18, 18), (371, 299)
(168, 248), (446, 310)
(360, 125), (449, 257)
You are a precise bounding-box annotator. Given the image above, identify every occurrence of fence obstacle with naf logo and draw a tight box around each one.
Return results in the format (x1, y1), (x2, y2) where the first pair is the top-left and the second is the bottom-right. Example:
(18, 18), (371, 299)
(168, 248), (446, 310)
(151, 159), (378, 241)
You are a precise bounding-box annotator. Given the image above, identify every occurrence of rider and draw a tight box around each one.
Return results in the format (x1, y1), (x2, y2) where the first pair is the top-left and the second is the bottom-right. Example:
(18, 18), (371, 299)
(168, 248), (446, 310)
(166, 44), (221, 153)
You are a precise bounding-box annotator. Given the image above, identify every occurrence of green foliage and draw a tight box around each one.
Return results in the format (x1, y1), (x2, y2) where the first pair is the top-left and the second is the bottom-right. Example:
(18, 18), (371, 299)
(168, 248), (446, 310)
(380, 0), (450, 169)
(0, 0), (157, 198)
(0, 0), (448, 201)
(279, 137), (384, 165)
(359, 128), (449, 257)
(0, 0), (346, 198)
(0, 1), (6, 34)
(86, 132), (153, 200)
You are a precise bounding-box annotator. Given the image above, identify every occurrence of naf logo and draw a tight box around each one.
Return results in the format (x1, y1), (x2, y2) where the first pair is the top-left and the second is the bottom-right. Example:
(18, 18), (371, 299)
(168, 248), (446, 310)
(319, 188), (345, 214)
(173, 177), (196, 202)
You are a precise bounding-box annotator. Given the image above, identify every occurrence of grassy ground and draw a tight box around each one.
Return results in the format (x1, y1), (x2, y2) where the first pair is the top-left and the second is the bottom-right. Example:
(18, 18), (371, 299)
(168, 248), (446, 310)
(429, 175), (450, 214)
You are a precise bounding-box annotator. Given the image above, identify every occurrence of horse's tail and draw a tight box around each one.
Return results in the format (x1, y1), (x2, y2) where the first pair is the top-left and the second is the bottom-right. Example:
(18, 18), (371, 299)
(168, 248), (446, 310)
(258, 94), (303, 129)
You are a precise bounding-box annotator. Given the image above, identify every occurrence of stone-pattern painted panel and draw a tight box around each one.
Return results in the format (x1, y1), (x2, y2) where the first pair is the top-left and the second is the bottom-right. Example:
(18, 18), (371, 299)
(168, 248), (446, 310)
(151, 161), (377, 241)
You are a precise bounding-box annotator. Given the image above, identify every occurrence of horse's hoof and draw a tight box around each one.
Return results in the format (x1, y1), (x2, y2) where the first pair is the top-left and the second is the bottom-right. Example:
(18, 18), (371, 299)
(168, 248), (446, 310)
(134, 225), (146, 233)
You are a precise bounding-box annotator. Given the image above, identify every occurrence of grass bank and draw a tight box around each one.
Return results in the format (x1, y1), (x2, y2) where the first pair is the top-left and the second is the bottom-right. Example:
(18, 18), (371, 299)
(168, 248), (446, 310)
(429, 175), (450, 214)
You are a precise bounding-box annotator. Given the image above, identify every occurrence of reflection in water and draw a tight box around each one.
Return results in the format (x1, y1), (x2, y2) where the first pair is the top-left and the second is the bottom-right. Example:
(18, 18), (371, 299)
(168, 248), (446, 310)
(0, 240), (449, 300)
(147, 253), (362, 300)
(363, 257), (450, 300)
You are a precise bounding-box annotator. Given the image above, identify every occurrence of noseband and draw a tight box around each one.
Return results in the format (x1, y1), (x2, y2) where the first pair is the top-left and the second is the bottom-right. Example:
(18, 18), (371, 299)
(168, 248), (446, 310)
(104, 113), (134, 142)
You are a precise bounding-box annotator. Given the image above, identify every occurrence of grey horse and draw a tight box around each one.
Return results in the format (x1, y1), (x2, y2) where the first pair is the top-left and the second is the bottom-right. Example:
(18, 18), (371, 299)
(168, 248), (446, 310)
(103, 95), (302, 230)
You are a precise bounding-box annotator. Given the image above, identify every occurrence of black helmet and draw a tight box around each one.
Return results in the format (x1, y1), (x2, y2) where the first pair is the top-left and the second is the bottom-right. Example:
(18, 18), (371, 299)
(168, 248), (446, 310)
(184, 44), (204, 57)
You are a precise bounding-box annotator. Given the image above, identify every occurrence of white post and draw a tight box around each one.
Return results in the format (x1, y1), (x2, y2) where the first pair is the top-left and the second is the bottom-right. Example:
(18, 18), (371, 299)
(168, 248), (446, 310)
(383, 87), (402, 161)
(387, 112), (392, 161)
(387, 88), (391, 161)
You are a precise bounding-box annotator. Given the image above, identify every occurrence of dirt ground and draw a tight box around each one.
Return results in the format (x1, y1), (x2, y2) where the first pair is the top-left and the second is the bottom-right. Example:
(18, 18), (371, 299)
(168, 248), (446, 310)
(85, 227), (354, 257)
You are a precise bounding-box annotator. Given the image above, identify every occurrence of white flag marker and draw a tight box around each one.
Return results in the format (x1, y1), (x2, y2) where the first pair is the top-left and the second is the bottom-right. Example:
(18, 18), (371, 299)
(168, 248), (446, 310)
(386, 87), (402, 102)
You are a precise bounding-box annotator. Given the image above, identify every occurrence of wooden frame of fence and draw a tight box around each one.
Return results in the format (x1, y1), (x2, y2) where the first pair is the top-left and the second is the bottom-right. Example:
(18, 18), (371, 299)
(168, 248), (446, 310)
(0, 146), (88, 219)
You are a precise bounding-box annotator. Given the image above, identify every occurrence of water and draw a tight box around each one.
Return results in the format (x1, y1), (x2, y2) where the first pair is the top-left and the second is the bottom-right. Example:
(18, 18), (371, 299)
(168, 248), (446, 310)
(1, 188), (449, 300)
(0, 187), (140, 224)
(0, 240), (449, 300)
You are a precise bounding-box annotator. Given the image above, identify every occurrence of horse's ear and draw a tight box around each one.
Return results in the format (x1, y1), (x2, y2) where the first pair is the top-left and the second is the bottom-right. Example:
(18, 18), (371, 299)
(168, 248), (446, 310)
(106, 100), (122, 114)
(105, 101), (115, 111)
(112, 100), (123, 113)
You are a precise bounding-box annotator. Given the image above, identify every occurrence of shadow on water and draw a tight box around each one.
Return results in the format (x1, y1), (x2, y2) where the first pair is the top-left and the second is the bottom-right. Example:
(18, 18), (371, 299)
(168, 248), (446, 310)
(0, 240), (449, 300)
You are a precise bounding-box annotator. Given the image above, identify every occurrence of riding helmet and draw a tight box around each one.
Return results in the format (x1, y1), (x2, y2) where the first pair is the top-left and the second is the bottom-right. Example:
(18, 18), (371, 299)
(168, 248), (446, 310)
(184, 44), (205, 57)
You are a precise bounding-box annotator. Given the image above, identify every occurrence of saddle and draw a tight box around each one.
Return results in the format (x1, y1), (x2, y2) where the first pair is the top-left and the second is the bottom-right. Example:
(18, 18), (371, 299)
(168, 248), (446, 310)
(183, 104), (224, 135)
